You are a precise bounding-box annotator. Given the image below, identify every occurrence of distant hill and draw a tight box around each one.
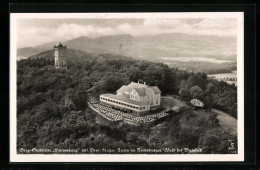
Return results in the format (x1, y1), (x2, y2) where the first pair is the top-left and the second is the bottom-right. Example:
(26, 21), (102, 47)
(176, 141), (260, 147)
(28, 47), (134, 66)
(29, 49), (85, 60)
(17, 33), (237, 61)
(18, 33), (237, 74)
(28, 48), (102, 64)
(17, 47), (43, 60)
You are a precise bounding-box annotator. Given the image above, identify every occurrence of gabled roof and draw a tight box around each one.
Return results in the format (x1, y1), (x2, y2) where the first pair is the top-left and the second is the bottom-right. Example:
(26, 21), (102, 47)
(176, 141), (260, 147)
(128, 82), (147, 89)
(133, 88), (146, 96)
(116, 82), (147, 93)
(150, 86), (161, 94)
(116, 82), (161, 96)
(116, 85), (128, 93)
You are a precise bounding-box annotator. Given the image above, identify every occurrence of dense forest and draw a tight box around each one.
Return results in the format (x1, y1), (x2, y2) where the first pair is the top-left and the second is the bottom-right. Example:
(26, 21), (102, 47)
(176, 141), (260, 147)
(17, 51), (237, 154)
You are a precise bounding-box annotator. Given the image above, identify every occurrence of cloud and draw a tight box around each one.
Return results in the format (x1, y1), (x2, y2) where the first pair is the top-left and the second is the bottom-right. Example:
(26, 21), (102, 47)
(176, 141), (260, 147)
(141, 18), (237, 36)
(17, 18), (237, 48)
(18, 23), (115, 47)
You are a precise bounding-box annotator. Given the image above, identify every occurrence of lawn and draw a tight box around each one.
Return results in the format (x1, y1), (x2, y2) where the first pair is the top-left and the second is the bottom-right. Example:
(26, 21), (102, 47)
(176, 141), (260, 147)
(160, 96), (188, 110)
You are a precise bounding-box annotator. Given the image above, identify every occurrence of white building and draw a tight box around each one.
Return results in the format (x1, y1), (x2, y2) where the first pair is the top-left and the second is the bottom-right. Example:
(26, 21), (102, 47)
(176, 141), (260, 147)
(191, 99), (204, 107)
(100, 81), (161, 115)
(54, 42), (67, 69)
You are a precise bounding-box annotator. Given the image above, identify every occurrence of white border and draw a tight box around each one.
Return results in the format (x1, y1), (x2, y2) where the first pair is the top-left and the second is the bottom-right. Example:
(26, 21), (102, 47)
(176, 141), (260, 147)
(10, 12), (244, 162)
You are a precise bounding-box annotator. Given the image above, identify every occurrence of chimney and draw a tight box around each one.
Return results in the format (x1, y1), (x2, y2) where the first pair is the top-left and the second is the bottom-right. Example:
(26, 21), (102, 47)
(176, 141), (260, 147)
(144, 82), (146, 85)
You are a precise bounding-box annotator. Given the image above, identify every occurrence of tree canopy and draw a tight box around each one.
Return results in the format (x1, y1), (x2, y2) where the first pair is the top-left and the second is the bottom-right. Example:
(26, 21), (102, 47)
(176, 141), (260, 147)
(16, 52), (237, 153)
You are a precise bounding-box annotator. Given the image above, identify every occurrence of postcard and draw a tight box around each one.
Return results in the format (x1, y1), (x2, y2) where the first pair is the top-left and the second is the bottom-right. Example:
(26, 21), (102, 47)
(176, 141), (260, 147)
(10, 12), (244, 162)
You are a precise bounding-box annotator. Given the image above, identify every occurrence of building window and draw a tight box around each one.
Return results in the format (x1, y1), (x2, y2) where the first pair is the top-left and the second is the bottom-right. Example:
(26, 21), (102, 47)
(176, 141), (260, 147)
(156, 100), (158, 104)
(150, 101), (153, 105)
(143, 106), (145, 109)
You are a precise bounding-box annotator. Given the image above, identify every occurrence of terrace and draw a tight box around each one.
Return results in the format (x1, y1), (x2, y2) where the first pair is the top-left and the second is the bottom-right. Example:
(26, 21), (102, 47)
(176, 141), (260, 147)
(88, 97), (169, 125)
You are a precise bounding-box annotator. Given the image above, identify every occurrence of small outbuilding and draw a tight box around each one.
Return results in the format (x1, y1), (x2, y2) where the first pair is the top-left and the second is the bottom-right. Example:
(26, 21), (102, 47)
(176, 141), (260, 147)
(190, 99), (204, 107)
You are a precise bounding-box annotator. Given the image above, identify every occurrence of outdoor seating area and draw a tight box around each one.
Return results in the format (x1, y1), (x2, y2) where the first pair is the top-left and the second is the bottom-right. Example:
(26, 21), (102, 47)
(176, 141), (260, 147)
(88, 97), (169, 125)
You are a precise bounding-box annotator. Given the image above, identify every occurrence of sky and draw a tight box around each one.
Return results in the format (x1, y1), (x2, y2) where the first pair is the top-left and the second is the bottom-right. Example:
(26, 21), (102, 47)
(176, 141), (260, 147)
(17, 18), (237, 48)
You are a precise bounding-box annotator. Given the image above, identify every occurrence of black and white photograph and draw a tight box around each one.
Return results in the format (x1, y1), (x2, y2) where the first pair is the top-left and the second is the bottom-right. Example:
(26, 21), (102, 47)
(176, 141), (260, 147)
(10, 12), (244, 162)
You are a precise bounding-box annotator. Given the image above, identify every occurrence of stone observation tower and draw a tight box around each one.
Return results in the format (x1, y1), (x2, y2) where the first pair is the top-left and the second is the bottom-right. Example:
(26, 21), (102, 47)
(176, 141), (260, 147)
(54, 42), (67, 69)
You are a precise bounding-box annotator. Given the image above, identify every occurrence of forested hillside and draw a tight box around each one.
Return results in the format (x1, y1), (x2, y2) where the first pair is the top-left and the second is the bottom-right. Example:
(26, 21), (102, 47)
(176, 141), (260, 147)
(17, 52), (237, 153)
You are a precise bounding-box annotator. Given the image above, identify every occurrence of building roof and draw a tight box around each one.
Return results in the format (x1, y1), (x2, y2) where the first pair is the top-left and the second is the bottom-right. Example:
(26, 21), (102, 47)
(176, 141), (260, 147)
(101, 93), (149, 106)
(54, 42), (67, 49)
(133, 88), (146, 96)
(116, 82), (161, 96)
(150, 86), (161, 94)
(191, 99), (204, 104)
(116, 85), (128, 94)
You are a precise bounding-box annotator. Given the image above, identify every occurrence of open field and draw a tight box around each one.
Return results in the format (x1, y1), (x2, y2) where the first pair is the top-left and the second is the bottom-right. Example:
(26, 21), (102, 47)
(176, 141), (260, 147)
(208, 70), (237, 86)
(161, 96), (188, 109)
(159, 57), (235, 64)
(208, 70), (237, 79)
(212, 109), (237, 135)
